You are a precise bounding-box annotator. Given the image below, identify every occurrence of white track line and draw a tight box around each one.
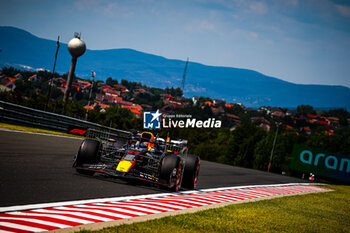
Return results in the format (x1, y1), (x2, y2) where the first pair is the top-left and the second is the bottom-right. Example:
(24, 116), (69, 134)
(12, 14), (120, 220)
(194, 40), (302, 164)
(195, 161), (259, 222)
(0, 222), (47, 232)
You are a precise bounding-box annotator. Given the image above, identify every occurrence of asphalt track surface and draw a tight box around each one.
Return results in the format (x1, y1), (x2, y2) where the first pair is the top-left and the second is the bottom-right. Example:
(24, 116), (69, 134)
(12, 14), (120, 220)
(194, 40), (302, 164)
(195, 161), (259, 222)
(0, 129), (306, 208)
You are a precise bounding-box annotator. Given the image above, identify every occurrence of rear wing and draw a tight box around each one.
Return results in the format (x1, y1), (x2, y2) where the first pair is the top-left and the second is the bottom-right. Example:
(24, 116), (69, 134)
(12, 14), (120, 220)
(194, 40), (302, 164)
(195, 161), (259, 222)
(86, 129), (188, 153)
(86, 128), (131, 144)
(155, 137), (188, 153)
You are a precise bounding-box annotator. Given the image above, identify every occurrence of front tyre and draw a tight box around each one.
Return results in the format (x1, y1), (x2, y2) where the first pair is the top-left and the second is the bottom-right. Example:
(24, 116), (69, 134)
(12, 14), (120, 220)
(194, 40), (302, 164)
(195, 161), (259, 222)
(74, 139), (101, 175)
(181, 154), (200, 189)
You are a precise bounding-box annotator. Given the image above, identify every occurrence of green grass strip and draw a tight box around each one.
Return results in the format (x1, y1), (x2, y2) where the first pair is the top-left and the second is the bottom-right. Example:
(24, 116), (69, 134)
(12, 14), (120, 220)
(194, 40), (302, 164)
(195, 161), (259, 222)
(0, 122), (83, 139)
(78, 185), (349, 233)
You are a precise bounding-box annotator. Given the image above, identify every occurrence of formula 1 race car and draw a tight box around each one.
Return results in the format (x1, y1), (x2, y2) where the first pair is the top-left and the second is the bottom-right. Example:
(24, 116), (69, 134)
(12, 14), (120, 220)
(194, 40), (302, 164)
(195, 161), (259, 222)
(73, 131), (200, 191)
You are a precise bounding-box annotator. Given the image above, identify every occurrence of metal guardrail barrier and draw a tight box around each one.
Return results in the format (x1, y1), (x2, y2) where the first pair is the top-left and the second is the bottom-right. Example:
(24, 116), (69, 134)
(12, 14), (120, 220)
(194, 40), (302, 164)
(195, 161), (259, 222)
(0, 100), (131, 138)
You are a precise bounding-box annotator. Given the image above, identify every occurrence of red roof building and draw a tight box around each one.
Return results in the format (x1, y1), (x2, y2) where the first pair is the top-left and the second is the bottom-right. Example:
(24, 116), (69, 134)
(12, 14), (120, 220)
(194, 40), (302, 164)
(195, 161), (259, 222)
(204, 101), (212, 106)
(104, 95), (122, 104)
(118, 100), (133, 107)
(28, 74), (38, 81)
(161, 94), (175, 99)
(105, 90), (121, 96)
(271, 111), (285, 118)
(134, 88), (147, 94)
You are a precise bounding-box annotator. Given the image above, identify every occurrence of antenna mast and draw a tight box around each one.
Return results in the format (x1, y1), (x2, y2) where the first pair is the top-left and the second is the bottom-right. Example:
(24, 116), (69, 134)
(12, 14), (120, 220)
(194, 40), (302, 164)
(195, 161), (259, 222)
(181, 57), (189, 95)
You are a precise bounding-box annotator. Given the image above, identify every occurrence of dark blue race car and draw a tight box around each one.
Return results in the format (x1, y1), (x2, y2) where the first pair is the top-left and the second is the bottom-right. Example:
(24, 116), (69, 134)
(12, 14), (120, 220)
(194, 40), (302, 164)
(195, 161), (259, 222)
(73, 131), (200, 191)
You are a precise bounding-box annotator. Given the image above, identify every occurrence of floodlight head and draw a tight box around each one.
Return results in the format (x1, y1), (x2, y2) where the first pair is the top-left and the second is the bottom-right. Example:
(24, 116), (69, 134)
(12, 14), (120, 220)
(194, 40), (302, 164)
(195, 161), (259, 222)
(68, 37), (86, 58)
(74, 32), (81, 39)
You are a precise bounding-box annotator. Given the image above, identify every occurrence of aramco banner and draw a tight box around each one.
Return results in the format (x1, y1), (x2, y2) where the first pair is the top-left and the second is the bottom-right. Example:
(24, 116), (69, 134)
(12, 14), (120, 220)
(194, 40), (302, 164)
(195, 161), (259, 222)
(290, 144), (350, 182)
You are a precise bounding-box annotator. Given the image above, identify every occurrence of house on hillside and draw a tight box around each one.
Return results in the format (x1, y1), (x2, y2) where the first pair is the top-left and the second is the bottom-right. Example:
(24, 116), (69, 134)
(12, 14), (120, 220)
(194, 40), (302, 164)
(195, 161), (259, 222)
(327, 117), (339, 127)
(161, 102), (183, 113)
(130, 108), (142, 118)
(302, 127), (312, 135)
(286, 109), (297, 116)
(123, 104), (144, 118)
(161, 94), (176, 105)
(105, 89), (121, 97)
(104, 95), (122, 104)
(306, 114), (332, 126)
(134, 88), (147, 94)
(204, 101), (212, 106)
(50, 77), (65, 86)
(99, 85), (113, 93)
(95, 94), (105, 102)
(96, 92), (123, 104)
(0, 77), (16, 91)
(118, 100), (133, 108)
(211, 106), (224, 115)
(192, 96), (199, 105)
(28, 74), (38, 81)
(224, 113), (241, 125)
(62, 81), (81, 91)
(14, 73), (23, 80)
(260, 106), (283, 115)
(88, 103), (110, 112)
(76, 79), (92, 92)
(213, 99), (226, 106)
(271, 110), (285, 118)
(113, 84), (129, 94)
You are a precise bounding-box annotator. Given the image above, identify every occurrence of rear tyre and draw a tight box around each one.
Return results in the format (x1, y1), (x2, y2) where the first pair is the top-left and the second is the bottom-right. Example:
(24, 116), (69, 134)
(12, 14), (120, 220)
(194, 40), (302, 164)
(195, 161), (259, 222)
(75, 139), (101, 175)
(181, 154), (200, 189)
(160, 155), (183, 192)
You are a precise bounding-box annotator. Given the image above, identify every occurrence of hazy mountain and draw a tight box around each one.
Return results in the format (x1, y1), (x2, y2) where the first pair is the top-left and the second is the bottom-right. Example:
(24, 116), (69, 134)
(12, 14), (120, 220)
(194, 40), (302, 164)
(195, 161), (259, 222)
(0, 26), (349, 109)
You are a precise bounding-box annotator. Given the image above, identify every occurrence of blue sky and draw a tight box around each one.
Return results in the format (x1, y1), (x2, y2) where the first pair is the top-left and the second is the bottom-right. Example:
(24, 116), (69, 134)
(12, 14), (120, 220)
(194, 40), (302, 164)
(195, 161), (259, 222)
(1, 0), (349, 87)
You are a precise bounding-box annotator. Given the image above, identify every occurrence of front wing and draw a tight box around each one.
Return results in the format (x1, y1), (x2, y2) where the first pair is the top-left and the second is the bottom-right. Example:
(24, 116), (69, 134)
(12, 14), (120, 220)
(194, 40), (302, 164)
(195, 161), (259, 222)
(75, 162), (169, 186)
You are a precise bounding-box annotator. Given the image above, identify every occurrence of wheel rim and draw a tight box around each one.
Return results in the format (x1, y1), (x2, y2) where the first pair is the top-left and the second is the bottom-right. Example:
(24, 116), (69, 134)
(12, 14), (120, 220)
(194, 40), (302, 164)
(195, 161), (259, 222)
(193, 160), (200, 188)
(176, 161), (183, 190)
(171, 160), (183, 191)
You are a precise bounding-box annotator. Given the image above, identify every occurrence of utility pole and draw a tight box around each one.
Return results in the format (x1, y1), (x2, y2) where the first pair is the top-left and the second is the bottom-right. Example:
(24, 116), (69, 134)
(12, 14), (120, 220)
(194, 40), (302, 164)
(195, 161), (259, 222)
(181, 57), (189, 95)
(85, 71), (95, 121)
(63, 33), (86, 108)
(267, 122), (281, 172)
(45, 36), (60, 111)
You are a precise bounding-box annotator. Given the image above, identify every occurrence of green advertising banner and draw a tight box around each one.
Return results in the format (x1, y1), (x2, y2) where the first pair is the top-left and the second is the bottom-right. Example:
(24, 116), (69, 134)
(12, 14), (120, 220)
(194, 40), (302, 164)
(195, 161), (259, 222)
(290, 145), (350, 182)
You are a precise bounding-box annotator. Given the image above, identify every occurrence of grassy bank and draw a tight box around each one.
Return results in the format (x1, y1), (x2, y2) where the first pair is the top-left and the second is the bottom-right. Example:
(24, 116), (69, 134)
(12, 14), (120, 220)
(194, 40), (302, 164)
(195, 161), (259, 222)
(79, 185), (349, 233)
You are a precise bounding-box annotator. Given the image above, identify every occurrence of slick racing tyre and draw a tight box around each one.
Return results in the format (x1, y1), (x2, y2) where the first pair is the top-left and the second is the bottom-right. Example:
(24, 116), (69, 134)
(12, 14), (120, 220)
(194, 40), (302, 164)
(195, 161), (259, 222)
(181, 154), (200, 189)
(75, 139), (101, 175)
(160, 155), (183, 192)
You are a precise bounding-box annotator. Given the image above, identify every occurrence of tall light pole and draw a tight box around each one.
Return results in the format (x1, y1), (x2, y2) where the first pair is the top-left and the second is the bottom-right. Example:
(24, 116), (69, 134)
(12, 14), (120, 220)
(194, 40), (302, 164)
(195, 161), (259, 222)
(85, 70), (95, 121)
(181, 57), (189, 95)
(63, 33), (86, 106)
(267, 122), (281, 172)
(45, 36), (60, 111)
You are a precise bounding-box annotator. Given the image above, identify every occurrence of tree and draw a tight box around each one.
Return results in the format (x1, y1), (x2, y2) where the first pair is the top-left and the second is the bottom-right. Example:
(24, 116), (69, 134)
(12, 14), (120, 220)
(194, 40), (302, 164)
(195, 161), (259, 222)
(106, 77), (118, 86)
(296, 105), (316, 116)
(324, 108), (349, 126)
(194, 143), (221, 162)
(253, 132), (274, 171)
(224, 124), (266, 168)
